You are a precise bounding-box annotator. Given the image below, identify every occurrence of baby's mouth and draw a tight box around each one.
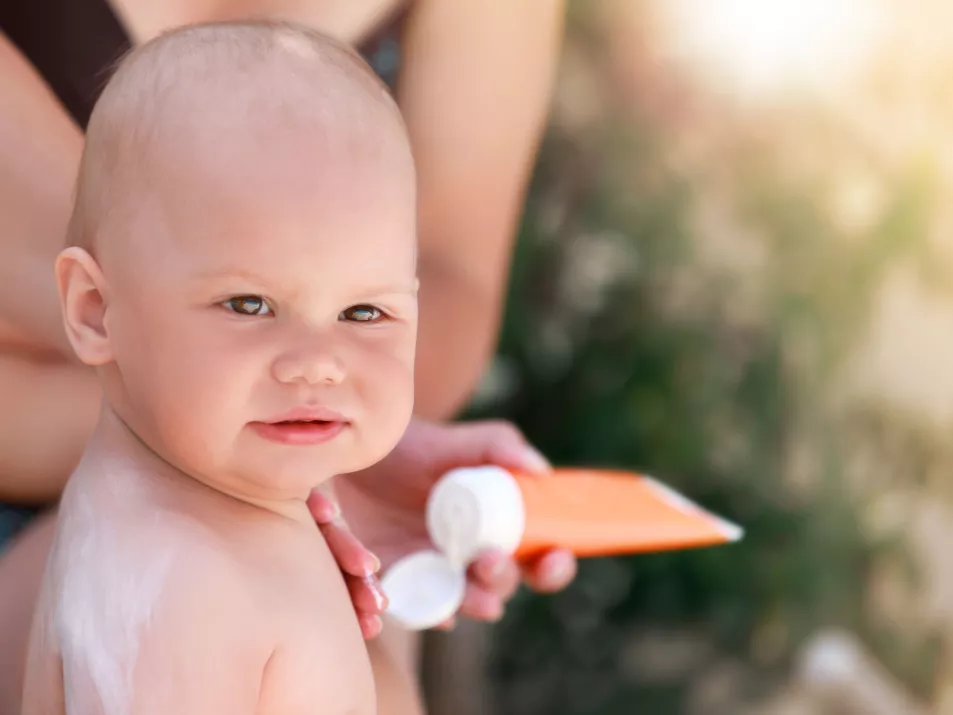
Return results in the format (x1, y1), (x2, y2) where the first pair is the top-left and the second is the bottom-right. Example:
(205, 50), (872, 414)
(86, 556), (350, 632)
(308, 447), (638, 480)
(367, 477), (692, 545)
(276, 419), (334, 425)
(251, 418), (348, 445)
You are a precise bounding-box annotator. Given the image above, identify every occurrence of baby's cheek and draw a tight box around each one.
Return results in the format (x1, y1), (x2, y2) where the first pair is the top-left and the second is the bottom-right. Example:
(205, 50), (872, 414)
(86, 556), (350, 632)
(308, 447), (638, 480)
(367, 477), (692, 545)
(152, 381), (239, 475)
(153, 348), (238, 429)
(367, 358), (415, 454)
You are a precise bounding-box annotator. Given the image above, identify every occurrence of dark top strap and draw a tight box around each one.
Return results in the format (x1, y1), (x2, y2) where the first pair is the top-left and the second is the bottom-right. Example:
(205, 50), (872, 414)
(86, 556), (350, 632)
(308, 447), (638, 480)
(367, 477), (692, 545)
(2, 1), (409, 131)
(0, 0), (131, 130)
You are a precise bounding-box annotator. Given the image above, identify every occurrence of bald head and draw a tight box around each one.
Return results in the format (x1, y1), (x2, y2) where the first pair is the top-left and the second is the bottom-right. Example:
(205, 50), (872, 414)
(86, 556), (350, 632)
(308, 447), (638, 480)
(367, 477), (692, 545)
(68, 19), (409, 251)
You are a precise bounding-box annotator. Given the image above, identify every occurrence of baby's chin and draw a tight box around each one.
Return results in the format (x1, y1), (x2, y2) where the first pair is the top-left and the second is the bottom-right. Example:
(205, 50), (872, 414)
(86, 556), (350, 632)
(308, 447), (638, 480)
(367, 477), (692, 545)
(231, 451), (378, 498)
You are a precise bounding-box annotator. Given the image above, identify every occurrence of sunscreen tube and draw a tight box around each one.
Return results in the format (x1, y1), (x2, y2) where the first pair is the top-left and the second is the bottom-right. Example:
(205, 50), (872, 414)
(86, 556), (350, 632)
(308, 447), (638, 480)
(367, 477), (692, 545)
(381, 466), (743, 630)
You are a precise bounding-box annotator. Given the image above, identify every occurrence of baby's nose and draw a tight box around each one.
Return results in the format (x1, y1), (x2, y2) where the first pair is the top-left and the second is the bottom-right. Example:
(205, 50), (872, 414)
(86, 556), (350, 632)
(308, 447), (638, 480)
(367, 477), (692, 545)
(272, 348), (345, 386)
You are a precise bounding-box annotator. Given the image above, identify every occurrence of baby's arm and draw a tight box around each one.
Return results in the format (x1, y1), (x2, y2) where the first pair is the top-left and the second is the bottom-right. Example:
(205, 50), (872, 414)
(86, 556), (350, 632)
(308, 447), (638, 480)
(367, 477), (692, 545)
(66, 546), (273, 714)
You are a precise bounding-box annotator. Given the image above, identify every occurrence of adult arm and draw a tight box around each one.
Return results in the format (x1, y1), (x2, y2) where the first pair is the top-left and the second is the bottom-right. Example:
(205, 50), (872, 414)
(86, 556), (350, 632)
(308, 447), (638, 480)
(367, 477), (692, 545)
(0, 31), (83, 359)
(0, 34), (99, 503)
(399, 0), (565, 419)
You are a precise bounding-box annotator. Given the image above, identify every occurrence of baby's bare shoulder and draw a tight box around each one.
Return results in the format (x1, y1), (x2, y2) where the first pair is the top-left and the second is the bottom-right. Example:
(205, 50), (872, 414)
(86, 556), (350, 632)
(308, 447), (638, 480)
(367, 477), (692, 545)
(47, 478), (374, 713)
(120, 542), (278, 713)
(149, 514), (377, 714)
(240, 522), (378, 714)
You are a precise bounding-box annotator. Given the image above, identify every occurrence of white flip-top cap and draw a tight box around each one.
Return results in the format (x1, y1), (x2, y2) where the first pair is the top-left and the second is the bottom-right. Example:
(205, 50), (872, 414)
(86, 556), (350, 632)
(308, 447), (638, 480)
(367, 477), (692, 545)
(381, 465), (526, 631)
(378, 550), (467, 630)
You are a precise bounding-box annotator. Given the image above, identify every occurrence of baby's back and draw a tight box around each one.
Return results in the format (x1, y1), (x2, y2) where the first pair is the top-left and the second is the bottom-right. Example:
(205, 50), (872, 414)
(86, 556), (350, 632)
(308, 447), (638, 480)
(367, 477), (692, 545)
(22, 469), (375, 715)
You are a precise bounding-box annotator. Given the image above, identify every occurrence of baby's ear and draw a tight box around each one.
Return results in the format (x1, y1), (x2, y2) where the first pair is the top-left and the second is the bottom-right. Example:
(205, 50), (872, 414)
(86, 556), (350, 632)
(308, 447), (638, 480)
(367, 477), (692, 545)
(55, 247), (113, 366)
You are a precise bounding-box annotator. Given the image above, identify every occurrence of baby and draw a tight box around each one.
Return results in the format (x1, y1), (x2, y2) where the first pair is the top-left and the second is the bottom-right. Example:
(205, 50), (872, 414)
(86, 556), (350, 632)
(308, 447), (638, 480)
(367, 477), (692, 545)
(22, 20), (417, 715)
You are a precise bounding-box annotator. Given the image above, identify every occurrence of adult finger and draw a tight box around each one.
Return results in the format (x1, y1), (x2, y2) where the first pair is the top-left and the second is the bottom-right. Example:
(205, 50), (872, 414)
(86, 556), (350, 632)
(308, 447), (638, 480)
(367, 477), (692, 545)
(345, 573), (389, 616)
(521, 548), (577, 593)
(306, 488), (340, 522)
(469, 550), (521, 603)
(457, 582), (504, 622)
(358, 612), (383, 640)
(432, 616), (457, 631)
(425, 420), (552, 476)
(308, 490), (380, 578)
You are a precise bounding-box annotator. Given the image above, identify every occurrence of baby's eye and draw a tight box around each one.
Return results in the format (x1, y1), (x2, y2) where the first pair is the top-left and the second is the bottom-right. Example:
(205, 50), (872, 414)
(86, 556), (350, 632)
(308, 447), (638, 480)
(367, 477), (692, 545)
(222, 295), (273, 316)
(340, 304), (383, 323)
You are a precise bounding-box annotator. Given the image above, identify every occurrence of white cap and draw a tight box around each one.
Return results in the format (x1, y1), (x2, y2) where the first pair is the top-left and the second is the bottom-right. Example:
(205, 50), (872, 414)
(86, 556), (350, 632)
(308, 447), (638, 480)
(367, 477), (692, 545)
(379, 550), (467, 630)
(381, 465), (526, 631)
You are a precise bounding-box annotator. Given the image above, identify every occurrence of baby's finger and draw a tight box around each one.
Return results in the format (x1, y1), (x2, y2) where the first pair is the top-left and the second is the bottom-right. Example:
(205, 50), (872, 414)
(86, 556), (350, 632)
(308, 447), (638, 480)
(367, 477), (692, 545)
(469, 550), (520, 602)
(457, 583), (504, 622)
(318, 519), (380, 578)
(521, 548), (577, 593)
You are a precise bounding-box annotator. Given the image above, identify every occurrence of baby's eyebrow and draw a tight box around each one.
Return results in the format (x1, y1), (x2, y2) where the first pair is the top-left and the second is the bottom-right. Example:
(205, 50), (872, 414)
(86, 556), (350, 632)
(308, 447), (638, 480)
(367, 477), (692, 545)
(361, 284), (419, 297)
(193, 269), (418, 298)
(195, 268), (271, 285)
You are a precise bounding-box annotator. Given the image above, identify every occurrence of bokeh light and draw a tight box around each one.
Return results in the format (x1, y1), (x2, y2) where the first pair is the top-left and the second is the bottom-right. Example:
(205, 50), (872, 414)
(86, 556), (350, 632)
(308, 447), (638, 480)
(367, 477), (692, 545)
(661, 0), (890, 94)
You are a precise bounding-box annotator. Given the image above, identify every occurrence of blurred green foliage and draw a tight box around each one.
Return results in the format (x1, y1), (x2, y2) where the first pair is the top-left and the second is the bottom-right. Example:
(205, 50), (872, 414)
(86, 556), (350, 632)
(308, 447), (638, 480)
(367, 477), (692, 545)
(464, 8), (943, 713)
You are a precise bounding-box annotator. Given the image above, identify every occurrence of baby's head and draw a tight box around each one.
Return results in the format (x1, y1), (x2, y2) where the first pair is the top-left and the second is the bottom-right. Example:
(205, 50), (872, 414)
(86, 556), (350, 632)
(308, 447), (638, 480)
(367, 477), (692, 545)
(58, 20), (418, 500)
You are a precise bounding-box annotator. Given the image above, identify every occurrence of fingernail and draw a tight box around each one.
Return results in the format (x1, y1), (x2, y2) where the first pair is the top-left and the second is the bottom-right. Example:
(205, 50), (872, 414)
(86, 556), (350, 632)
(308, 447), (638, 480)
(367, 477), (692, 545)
(327, 499), (341, 520)
(366, 576), (389, 610)
(521, 445), (552, 473)
(353, 546), (379, 577)
(545, 552), (574, 588)
(488, 552), (508, 580)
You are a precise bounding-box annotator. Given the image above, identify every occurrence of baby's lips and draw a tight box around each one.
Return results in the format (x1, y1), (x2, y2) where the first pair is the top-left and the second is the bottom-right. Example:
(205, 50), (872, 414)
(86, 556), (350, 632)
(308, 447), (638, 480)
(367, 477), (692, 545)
(261, 404), (349, 424)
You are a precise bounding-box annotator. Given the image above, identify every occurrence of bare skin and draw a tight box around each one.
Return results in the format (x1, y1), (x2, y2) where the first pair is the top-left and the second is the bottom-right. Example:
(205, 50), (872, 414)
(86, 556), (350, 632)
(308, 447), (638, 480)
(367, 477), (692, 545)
(0, 1), (570, 712)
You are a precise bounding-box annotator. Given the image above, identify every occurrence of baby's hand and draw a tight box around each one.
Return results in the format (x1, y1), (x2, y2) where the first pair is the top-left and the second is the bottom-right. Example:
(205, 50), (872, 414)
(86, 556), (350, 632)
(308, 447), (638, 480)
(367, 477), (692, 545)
(314, 418), (578, 637)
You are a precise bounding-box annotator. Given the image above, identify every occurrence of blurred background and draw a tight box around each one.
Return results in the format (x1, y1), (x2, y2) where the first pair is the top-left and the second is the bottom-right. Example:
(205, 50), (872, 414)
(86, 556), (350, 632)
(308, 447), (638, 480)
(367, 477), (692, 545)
(421, 1), (953, 713)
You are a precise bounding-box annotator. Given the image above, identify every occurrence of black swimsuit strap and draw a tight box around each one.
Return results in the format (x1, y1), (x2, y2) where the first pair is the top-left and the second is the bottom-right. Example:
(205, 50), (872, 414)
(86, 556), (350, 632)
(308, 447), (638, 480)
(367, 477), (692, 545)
(0, 0), (409, 130)
(0, 0), (132, 129)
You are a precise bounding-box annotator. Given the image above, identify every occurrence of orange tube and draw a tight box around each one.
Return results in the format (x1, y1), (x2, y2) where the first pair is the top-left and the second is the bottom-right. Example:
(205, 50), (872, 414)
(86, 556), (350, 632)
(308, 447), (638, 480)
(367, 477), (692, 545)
(510, 468), (742, 561)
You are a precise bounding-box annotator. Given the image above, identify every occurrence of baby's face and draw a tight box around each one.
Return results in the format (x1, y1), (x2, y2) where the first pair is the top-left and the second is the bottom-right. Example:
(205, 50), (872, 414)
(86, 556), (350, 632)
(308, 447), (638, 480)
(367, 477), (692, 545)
(97, 125), (417, 499)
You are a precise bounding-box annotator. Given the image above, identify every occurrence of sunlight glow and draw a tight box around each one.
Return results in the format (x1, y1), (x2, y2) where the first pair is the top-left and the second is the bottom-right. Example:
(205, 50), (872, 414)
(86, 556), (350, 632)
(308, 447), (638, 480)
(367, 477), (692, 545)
(663, 0), (888, 93)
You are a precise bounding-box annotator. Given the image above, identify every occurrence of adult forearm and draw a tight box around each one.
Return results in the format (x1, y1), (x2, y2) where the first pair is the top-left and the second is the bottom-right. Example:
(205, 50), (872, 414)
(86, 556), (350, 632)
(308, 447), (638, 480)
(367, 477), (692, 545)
(0, 352), (100, 503)
(0, 32), (84, 359)
(412, 259), (505, 421)
(0, 246), (73, 359)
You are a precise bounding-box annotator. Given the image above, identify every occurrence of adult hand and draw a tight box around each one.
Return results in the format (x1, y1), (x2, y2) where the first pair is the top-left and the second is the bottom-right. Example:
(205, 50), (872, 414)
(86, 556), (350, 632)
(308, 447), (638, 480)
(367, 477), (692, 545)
(308, 418), (578, 638)
(307, 489), (388, 640)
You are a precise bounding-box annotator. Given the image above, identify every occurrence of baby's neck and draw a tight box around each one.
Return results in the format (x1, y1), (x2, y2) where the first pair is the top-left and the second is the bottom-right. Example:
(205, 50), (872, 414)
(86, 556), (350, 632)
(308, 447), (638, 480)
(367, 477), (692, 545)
(75, 405), (316, 526)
